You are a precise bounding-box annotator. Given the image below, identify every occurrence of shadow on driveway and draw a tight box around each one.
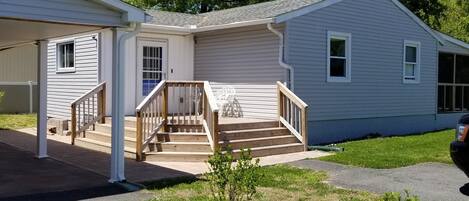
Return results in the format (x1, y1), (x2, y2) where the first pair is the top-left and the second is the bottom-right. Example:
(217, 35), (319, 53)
(0, 130), (198, 201)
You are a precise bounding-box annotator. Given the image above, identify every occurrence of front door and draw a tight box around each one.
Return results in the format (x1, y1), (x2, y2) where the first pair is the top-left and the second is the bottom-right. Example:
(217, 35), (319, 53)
(137, 40), (167, 103)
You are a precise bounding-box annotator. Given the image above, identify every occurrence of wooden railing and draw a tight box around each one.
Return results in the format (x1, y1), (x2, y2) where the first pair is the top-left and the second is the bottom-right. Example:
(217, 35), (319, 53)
(136, 81), (167, 161)
(71, 82), (106, 145)
(277, 81), (309, 151)
(135, 80), (218, 161)
(202, 81), (219, 151)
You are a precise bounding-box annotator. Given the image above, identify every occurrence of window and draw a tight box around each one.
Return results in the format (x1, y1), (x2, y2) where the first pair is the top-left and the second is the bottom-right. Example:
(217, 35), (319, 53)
(327, 31), (351, 82)
(403, 41), (420, 83)
(57, 41), (75, 72)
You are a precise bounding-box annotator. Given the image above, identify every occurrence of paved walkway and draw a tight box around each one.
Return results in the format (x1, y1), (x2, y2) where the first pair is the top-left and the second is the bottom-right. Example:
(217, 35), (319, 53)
(290, 160), (469, 201)
(0, 142), (154, 201)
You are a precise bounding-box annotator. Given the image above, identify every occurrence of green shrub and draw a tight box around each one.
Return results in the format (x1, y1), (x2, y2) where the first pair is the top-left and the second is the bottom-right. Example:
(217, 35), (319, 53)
(205, 148), (262, 201)
(0, 91), (4, 105)
(380, 190), (420, 201)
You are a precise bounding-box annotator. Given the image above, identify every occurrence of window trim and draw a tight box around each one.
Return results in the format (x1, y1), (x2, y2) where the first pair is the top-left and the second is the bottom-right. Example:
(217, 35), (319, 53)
(327, 31), (352, 83)
(403, 40), (421, 84)
(56, 40), (76, 73)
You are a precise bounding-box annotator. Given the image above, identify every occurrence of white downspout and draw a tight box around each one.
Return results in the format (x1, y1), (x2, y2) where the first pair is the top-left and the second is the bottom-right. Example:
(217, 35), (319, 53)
(110, 22), (142, 183)
(267, 23), (294, 91)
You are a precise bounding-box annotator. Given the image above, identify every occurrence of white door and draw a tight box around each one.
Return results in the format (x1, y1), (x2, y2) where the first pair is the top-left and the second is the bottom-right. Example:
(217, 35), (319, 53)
(137, 40), (167, 103)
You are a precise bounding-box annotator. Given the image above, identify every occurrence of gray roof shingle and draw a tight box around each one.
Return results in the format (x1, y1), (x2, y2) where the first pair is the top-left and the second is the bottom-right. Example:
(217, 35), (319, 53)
(146, 0), (324, 27)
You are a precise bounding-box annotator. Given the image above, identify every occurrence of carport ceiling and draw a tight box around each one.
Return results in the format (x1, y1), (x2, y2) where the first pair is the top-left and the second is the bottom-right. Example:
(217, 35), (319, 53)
(0, 18), (106, 48)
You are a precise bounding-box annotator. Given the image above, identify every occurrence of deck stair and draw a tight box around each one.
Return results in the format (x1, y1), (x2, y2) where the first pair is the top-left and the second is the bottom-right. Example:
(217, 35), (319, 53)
(70, 81), (309, 162)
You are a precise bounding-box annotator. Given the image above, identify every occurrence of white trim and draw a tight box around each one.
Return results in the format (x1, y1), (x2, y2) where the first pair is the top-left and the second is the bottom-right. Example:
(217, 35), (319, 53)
(56, 40), (76, 73)
(390, 0), (444, 44)
(403, 40), (421, 84)
(142, 18), (274, 34)
(327, 31), (352, 83)
(194, 18), (274, 32)
(275, 0), (344, 23)
(267, 23), (294, 91)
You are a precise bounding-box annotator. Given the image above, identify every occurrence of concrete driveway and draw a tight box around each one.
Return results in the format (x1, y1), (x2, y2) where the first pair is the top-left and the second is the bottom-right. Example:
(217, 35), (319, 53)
(290, 160), (469, 201)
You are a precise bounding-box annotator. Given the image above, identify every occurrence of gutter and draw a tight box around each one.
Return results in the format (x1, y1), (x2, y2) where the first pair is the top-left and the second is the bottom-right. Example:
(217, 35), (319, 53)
(142, 18), (274, 34)
(267, 23), (294, 91)
(110, 22), (142, 183)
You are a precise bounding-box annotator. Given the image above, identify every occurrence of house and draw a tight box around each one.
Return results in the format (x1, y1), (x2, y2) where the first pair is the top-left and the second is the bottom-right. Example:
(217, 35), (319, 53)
(0, 0), (150, 183)
(0, 44), (38, 113)
(42, 0), (468, 161)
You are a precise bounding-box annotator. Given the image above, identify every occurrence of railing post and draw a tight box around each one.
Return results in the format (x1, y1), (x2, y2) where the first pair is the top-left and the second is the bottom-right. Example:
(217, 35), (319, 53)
(71, 104), (77, 145)
(162, 84), (169, 132)
(212, 111), (219, 151)
(301, 107), (308, 151)
(277, 83), (284, 127)
(98, 83), (106, 124)
(136, 111), (143, 161)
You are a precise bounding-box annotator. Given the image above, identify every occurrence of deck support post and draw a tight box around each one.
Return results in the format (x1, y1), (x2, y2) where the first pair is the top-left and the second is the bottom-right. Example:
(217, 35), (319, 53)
(36, 40), (48, 159)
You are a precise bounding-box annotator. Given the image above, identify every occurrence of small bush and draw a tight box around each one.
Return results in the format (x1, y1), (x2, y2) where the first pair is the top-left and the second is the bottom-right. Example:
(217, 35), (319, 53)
(380, 190), (420, 201)
(205, 148), (262, 201)
(0, 91), (4, 105)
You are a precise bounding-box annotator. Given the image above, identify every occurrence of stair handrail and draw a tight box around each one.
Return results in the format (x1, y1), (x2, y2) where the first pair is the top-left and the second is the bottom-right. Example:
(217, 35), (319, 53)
(135, 80), (167, 161)
(277, 81), (309, 151)
(203, 81), (220, 151)
(71, 82), (106, 145)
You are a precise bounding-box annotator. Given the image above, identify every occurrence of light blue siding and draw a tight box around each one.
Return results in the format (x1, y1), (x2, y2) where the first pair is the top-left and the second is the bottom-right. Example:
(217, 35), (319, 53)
(310, 113), (460, 144)
(0, 0), (124, 26)
(285, 0), (439, 143)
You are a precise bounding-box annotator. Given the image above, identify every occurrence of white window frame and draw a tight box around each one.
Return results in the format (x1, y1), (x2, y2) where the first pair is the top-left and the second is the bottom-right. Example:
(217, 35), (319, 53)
(327, 31), (352, 83)
(403, 40), (421, 84)
(56, 40), (76, 73)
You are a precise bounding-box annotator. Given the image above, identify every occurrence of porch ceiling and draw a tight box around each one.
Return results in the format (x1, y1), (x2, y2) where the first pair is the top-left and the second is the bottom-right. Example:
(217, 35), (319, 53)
(0, 18), (105, 48)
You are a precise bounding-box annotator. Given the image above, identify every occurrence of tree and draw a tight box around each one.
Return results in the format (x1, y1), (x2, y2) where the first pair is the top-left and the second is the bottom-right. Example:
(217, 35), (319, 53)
(399, 0), (446, 28)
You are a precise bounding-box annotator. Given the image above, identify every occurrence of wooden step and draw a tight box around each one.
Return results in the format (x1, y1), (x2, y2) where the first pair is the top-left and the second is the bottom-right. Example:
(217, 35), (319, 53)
(74, 138), (136, 159)
(105, 117), (137, 128)
(144, 151), (212, 162)
(232, 143), (304, 158)
(168, 124), (203, 132)
(220, 127), (290, 141)
(154, 142), (212, 152)
(85, 130), (137, 148)
(157, 132), (208, 142)
(219, 121), (278, 131)
(221, 135), (299, 150)
(94, 123), (136, 137)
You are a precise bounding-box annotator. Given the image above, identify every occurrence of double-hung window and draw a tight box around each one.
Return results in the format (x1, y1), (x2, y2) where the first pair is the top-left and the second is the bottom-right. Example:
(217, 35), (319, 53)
(327, 31), (351, 82)
(57, 41), (75, 72)
(403, 40), (420, 83)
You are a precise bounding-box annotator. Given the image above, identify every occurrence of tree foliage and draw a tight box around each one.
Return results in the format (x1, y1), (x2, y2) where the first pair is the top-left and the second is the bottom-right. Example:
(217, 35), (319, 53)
(124, 0), (469, 42)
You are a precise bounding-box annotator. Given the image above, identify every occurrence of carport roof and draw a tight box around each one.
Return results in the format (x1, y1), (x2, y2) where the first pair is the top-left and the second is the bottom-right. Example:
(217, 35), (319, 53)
(0, 0), (150, 48)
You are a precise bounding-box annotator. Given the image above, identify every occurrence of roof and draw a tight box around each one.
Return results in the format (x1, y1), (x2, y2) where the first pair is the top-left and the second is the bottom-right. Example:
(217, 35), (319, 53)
(144, 0), (443, 43)
(434, 30), (469, 50)
(434, 31), (469, 55)
(146, 0), (324, 28)
(95, 0), (152, 23)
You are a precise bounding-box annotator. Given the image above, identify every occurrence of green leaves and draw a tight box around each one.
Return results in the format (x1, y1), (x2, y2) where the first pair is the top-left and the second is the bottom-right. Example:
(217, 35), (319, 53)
(205, 148), (262, 201)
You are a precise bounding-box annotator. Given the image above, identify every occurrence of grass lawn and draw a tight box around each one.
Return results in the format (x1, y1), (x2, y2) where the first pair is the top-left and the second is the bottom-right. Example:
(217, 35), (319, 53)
(0, 114), (37, 130)
(319, 129), (454, 169)
(146, 164), (388, 201)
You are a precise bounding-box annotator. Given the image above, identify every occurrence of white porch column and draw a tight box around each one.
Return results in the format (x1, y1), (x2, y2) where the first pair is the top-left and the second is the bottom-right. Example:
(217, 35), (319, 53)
(110, 28), (125, 182)
(36, 40), (48, 159)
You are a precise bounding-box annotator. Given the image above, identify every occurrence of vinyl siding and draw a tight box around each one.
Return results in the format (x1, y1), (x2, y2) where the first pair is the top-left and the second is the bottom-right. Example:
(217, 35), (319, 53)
(0, 0), (124, 26)
(47, 34), (99, 119)
(0, 44), (37, 82)
(194, 25), (285, 119)
(286, 0), (438, 122)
